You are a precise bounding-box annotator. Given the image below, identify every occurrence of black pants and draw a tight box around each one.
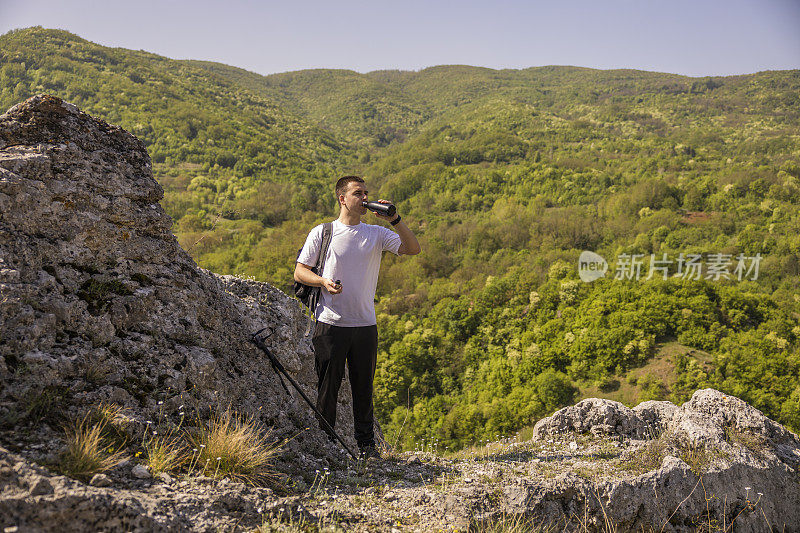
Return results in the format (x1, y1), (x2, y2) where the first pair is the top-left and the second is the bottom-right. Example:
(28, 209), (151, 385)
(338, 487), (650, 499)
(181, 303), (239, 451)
(311, 321), (378, 448)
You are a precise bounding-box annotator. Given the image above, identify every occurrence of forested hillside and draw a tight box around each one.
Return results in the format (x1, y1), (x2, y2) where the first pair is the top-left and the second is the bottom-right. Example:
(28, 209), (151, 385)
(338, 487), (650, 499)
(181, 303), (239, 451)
(2, 26), (799, 450)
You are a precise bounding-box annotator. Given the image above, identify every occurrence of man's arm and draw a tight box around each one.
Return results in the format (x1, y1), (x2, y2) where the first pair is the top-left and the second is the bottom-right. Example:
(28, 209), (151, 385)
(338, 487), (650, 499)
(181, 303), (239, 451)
(370, 199), (421, 256)
(393, 218), (421, 256)
(294, 263), (342, 294)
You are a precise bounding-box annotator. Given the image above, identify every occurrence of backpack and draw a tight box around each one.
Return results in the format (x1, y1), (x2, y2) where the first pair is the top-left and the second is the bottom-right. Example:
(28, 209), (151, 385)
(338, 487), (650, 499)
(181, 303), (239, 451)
(293, 222), (333, 312)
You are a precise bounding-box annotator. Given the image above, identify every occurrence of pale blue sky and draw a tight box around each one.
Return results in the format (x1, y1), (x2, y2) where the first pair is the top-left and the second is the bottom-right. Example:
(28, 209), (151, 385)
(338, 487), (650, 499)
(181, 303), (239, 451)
(1, 0), (798, 77)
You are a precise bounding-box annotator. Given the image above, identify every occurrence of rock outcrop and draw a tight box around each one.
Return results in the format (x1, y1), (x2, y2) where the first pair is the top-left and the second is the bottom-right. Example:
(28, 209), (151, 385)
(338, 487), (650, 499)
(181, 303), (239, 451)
(0, 95), (358, 529)
(511, 388), (800, 531)
(0, 94), (346, 451)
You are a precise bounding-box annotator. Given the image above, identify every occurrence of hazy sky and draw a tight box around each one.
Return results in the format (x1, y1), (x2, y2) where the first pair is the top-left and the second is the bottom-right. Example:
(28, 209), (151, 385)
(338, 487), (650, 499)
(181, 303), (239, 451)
(1, 0), (798, 77)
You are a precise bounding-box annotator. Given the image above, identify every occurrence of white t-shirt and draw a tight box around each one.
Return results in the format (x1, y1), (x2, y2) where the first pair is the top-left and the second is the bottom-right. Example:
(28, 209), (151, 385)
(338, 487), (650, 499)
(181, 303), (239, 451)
(297, 220), (402, 327)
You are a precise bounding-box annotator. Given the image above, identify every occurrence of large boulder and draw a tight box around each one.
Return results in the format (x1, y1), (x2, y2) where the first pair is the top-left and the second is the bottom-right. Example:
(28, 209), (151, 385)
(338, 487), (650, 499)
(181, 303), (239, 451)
(527, 389), (800, 530)
(532, 397), (651, 439)
(0, 95), (361, 470)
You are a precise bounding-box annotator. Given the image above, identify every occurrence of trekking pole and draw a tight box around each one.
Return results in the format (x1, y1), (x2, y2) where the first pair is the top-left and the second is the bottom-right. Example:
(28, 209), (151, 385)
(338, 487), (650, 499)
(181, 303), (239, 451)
(251, 328), (360, 461)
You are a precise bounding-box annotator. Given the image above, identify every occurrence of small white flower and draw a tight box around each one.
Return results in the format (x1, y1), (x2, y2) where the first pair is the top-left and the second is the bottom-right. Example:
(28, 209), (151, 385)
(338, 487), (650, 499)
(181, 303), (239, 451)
(157, 401), (163, 405)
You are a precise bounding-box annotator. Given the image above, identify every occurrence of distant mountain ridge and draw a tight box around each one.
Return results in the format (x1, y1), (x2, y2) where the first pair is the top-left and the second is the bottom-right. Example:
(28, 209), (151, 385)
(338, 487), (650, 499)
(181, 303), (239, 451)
(3, 26), (798, 175)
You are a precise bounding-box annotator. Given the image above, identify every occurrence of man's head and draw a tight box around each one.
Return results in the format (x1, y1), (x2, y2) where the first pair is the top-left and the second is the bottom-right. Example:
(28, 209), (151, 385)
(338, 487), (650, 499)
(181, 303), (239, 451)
(335, 175), (369, 215)
(335, 175), (365, 199)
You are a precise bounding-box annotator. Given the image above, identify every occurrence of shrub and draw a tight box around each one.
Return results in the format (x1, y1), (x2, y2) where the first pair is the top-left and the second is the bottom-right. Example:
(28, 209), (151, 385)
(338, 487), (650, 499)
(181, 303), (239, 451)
(534, 369), (577, 414)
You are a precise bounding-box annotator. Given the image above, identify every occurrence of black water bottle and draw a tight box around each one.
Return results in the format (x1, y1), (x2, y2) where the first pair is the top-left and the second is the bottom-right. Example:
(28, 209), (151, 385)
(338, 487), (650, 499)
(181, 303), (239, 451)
(363, 201), (396, 217)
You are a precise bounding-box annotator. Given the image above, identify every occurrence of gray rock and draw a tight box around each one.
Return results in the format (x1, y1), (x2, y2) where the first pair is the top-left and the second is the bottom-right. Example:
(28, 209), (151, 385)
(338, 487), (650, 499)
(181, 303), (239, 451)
(29, 477), (54, 495)
(633, 400), (678, 434)
(523, 389), (800, 531)
(668, 388), (796, 445)
(89, 473), (112, 487)
(532, 397), (648, 439)
(0, 96), (358, 477)
(0, 445), (253, 531)
(131, 464), (151, 479)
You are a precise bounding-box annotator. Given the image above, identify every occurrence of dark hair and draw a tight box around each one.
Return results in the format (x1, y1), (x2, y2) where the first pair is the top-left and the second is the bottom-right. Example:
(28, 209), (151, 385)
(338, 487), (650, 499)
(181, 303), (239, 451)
(335, 175), (365, 198)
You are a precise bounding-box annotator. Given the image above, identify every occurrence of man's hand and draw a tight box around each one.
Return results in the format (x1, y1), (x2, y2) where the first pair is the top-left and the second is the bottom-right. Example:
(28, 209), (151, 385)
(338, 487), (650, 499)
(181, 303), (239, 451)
(371, 200), (421, 256)
(322, 278), (342, 294)
(371, 199), (398, 223)
(295, 263), (342, 293)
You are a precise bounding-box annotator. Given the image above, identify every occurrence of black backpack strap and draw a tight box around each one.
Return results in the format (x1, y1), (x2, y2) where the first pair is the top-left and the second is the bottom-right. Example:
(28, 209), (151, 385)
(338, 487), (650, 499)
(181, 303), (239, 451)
(305, 222), (333, 336)
(318, 222), (333, 274)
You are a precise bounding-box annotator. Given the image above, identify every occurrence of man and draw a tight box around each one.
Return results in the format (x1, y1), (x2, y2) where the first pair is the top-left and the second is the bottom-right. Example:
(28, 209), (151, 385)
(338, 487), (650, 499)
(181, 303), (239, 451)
(294, 175), (420, 458)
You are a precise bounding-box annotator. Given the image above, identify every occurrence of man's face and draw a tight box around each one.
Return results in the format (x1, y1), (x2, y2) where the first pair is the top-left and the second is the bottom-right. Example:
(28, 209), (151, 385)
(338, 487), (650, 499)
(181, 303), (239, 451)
(340, 181), (369, 215)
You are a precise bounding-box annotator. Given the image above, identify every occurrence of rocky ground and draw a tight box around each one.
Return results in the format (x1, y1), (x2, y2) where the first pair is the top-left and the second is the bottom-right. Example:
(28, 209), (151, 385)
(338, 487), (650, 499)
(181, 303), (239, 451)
(2, 96), (799, 532)
(248, 389), (800, 532)
(3, 388), (800, 531)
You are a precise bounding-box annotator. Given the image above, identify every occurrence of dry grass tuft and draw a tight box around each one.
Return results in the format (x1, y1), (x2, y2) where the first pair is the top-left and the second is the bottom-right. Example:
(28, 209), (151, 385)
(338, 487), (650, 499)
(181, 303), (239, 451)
(92, 402), (129, 427)
(59, 416), (127, 479)
(255, 512), (346, 533)
(20, 385), (67, 425)
(677, 439), (727, 476)
(618, 436), (667, 475)
(88, 402), (131, 445)
(470, 512), (562, 532)
(724, 425), (769, 460)
(189, 409), (282, 484)
(145, 431), (188, 474)
(618, 428), (728, 477)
